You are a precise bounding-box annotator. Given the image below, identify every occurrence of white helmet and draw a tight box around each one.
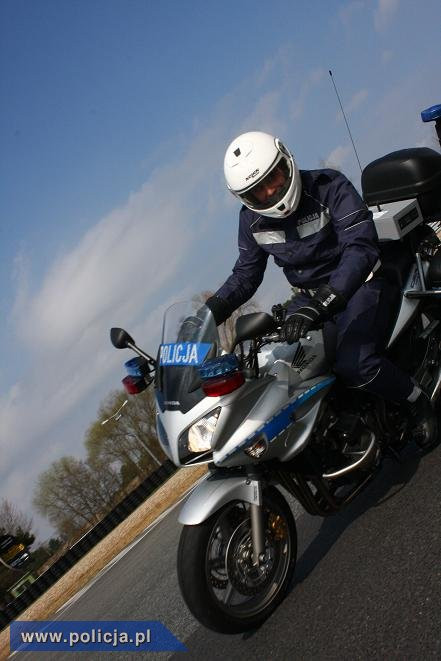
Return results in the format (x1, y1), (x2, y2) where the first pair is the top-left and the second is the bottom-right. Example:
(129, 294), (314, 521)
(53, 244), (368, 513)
(224, 131), (302, 218)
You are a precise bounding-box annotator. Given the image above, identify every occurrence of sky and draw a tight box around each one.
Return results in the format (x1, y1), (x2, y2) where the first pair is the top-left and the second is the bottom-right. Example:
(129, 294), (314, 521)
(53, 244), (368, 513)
(1, 0), (440, 540)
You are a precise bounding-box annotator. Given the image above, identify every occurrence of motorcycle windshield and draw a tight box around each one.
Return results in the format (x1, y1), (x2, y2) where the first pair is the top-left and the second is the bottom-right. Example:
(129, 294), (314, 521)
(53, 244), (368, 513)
(156, 301), (219, 413)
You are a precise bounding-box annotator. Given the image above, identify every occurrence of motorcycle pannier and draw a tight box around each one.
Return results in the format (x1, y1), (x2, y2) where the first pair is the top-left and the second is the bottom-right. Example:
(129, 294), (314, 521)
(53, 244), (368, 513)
(361, 147), (441, 220)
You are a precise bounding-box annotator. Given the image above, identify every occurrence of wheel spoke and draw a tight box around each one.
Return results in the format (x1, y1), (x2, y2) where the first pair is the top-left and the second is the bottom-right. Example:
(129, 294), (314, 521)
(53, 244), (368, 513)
(223, 581), (236, 605)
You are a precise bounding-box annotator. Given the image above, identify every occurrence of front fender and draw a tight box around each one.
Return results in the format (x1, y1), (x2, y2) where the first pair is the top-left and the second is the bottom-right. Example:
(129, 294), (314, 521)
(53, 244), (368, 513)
(178, 473), (262, 526)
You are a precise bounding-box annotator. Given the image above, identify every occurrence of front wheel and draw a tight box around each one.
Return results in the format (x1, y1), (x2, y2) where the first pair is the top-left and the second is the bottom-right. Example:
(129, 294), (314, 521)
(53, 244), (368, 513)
(177, 486), (297, 634)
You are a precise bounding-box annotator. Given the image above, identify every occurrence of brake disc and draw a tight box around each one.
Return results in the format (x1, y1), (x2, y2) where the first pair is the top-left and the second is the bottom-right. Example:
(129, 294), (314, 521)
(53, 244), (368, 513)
(225, 520), (275, 596)
(208, 505), (248, 591)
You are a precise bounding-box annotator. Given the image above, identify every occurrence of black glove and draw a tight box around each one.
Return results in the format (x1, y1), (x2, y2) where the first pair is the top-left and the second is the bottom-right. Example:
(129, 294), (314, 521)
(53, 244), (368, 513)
(205, 295), (233, 326)
(281, 284), (346, 344)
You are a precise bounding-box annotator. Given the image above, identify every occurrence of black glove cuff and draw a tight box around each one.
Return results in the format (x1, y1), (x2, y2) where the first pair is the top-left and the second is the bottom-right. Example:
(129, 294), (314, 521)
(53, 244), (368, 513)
(313, 284), (347, 317)
(205, 296), (233, 326)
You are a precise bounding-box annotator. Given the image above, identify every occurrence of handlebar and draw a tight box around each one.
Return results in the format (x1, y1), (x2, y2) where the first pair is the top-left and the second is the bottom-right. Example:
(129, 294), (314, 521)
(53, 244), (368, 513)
(261, 323), (324, 344)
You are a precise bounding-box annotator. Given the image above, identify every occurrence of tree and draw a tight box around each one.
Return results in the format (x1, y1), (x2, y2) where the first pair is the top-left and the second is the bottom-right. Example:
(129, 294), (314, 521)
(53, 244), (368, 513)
(46, 537), (63, 554)
(33, 456), (122, 538)
(0, 500), (37, 605)
(0, 499), (35, 547)
(85, 388), (167, 487)
(192, 290), (260, 352)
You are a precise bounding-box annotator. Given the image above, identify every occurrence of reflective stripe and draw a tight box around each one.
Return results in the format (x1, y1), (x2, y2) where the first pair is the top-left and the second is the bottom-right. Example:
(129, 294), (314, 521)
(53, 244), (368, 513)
(349, 367), (381, 389)
(343, 219), (369, 231)
(297, 210), (330, 238)
(253, 230), (286, 245)
(365, 259), (382, 282)
(335, 208), (363, 222)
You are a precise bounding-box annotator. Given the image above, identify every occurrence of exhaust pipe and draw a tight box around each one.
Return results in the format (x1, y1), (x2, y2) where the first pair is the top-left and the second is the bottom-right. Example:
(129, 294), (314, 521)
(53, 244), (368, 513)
(430, 366), (441, 404)
(323, 433), (378, 480)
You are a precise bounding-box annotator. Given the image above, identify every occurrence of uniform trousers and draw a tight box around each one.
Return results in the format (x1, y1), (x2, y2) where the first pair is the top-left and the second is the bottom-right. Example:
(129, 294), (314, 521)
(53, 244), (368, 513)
(287, 278), (414, 402)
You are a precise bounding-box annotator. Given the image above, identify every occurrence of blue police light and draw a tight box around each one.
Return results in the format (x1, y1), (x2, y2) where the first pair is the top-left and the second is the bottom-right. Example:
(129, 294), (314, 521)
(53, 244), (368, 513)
(124, 356), (149, 377)
(198, 354), (240, 380)
(421, 104), (441, 122)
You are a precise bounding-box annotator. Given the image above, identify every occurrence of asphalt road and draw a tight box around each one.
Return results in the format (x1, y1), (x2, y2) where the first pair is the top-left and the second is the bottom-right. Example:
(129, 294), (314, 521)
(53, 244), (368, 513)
(11, 441), (441, 660)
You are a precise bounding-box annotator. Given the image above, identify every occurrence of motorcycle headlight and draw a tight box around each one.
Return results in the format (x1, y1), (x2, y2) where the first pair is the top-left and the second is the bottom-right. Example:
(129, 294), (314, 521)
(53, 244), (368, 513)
(187, 408), (221, 453)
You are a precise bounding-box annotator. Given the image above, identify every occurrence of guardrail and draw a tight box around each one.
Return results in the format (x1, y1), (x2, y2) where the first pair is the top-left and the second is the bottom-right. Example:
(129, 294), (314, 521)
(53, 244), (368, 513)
(0, 460), (177, 629)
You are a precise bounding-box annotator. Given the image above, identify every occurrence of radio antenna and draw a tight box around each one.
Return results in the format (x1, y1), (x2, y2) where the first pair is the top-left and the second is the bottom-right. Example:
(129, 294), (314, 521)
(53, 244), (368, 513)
(329, 70), (363, 174)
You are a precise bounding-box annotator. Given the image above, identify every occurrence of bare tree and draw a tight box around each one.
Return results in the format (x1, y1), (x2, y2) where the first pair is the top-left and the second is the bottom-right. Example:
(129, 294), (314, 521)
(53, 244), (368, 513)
(193, 290), (260, 351)
(33, 456), (122, 537)
(85, 388), (167, 485)
(0, 499), (34, 542)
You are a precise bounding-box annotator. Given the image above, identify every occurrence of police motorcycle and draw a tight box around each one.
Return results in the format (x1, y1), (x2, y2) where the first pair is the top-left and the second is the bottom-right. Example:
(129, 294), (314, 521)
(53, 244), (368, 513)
(110, 105), (441, 634)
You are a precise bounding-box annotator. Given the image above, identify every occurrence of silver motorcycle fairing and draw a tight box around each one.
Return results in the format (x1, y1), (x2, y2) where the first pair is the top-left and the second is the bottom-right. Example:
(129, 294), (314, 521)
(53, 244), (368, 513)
(156, 375), (279, 466)
(157, 330), (331, 468)
(212, 331), (333, 467)
(178, 377), (333, 525)
(156, 392), (222, 466)
(387, 262), (426, 347)
(178, 473), (262, 525)
(214, 375), (335, 466)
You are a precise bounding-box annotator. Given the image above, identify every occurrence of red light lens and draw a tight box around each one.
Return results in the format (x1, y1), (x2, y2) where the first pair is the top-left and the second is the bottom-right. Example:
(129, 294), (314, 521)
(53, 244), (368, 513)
(202, 371), (245, 397)
(122, 375), (148, 394)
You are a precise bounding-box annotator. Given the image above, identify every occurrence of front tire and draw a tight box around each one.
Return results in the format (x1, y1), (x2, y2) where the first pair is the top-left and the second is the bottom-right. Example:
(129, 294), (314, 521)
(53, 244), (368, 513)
(177, 486), (296, 634)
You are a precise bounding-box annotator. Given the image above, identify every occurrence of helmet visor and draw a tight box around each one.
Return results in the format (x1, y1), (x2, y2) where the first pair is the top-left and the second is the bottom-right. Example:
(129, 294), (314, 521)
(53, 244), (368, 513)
(238, 155), (293, 212)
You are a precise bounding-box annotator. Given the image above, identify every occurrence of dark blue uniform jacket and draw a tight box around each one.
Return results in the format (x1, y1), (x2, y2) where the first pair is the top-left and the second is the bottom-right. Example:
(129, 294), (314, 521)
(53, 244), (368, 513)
(215, 168), (380, 310)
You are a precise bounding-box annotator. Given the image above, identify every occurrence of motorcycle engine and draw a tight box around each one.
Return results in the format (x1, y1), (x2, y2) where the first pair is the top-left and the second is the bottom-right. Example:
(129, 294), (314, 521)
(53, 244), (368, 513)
(311, 403), (375, 473)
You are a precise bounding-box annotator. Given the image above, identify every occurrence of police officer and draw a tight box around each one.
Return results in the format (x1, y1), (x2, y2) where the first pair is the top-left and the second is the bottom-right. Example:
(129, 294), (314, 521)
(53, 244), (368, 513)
(205, 131), (437, 448)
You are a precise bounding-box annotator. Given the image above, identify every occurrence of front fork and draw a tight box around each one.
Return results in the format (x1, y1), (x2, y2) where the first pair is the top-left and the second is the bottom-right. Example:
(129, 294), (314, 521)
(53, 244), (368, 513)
(246, 467), (266, 566)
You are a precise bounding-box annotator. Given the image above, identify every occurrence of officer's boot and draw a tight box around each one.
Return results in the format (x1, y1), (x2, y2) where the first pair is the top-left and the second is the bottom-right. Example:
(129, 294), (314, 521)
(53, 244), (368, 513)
(408, 390), (439, 451)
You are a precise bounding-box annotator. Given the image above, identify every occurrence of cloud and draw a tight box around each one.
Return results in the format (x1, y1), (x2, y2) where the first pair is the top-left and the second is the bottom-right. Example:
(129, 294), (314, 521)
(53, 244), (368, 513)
(339, 1), (365, 27)
(359, 66), (439, 162)
(239, 90), (285, 136)
(0, 126), (230, 503)
(381, 49), (394, 63)
(415, 134), (439, 149)
(336, 89), (369, 121)
(0, 63), (298, 534)
(241, 56), (325, 135)
(10, 250), (30, 325)
(374, 0), (400, 32)
(255, 55), (280, 88)
(323, 144), (352, 170)
(290, 68), (325, 121)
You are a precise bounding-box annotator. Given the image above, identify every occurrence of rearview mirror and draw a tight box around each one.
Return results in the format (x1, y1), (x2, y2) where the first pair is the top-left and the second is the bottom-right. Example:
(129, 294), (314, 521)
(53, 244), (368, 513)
(110, 327), (135, 349)
(233, 313), (277, 346)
